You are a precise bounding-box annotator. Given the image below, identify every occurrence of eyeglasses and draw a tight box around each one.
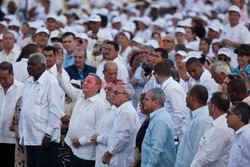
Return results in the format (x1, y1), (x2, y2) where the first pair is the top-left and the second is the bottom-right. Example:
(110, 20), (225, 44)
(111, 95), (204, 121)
(163, 40), (174, 43)
(113, 90), (127, 96)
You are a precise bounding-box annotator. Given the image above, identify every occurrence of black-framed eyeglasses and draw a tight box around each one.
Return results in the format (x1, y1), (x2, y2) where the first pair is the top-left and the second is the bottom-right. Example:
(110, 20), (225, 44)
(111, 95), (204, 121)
(218, 57), (228, 61)
(163, 40), (174, 43)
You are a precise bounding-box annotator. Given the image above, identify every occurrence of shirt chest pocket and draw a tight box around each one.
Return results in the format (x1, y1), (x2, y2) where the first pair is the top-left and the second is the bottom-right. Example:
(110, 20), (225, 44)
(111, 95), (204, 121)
(35, 87), (48, 105)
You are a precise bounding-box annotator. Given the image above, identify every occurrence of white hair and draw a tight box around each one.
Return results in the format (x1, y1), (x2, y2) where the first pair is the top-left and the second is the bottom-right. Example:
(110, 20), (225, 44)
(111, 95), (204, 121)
(211, 61), (231, 75)
(29, 53), (47, 66)
(117, 82), (135, 100)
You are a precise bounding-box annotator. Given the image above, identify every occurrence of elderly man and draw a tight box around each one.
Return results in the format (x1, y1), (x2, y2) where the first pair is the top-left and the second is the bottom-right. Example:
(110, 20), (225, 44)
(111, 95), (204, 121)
(191, 92), (234, 167)
(227, 102), (250, 167)
(96, 41), (128, 82)
(91, 82), (116, 167)
(19, 53), (62, 167)
(65, 48), (96, 81)
(35, 27), (50, 49)
(141, 88), (176, 167)
(57, 55), (107, 167)
(220, 5), (250, 68)
(102, 82), (140, 167)
(153, 61), (187, 140)
(210, 61), (231, 90)
(227, 77), (249, 103)
(0, 31), (20, 64)
(0, 62), (23, 167)
(162, 34), (176, 63)
(175, 85), (212, 167)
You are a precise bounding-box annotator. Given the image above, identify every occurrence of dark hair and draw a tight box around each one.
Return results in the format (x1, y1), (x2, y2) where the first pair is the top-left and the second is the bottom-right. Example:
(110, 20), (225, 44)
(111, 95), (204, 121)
(163, 59), (174, 69)
(0, 61), (13, 73)
(227, 78), (247, 93)
(151, 31), (161, 38)
(175, 44), (187, 52)
(42, 45), (56, 55)
(186, 57), (202, 67)
(106, 40), (119, 51)
(190, 84), (208, 105)
(98, 14), (108, 28)
(129, 50), (141, 67)
(154, 61), (171, 76)
(88, 73), (102, 93)
(62, 32), (75, 40)
(232, 101), (250, 124)
(154, 48), (168, 59)
(210, 92), (230, 113)
(16, 43), (40, 62)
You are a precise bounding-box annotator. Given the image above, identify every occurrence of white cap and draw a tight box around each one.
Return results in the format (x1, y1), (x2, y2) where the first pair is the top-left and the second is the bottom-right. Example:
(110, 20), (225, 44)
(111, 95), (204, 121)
(35, 27), (49, 35)
(175, 27), (186, 34)
(151, 18), (165, 28)
(50, 30), (60, 39)
(122, 22), (136, 34)
(8, 30), (18, 40)
(175, 50), (187, 57)
(208, 22), (221, 33)
(76, 32), (88, 41)
(29, 21), (39, 29)
(136, 16), (151, 26)
(112, 16), (121, 24)
(58, 15), (67, 25)
(172, 13), (183, 20)
(186, 42), (199, 51)
(8, 20), (21, 27)
(117, 31), (131, 40)
(0, 21), (7, 27)
(218, 48), (231, 59)
(228, 5), (240, 14)
(46, 14), (58, 21)
(145, 39), (159, 49)
(132, 36), (144, 45)
(88, 14), (101, 22)
(182, 51), (201, 62)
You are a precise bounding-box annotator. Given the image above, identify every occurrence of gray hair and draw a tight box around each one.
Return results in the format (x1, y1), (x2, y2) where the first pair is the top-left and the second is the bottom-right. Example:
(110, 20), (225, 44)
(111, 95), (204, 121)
(117, 82), (135, 100)
(211, 61), (231, 75)
(75, 47), (87, 57)
(148, 88), (166, 106)
(103, 61), (118, 71)
(29, 53), (47, 66)
(52, 42), (64, 50)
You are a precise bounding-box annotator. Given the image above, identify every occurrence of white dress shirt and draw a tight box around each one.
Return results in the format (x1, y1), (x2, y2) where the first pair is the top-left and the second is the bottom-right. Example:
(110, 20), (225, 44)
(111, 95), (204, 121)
(57, 74), (107, 160)
(228, 124), (250, 167)
(0, 46), (21, 64)
(161, 77), (188, 139)
(0, 79), (23, 144)
(107, 101), (140, 167)
(95, 105), (116, 167)
(96, 57), (129, 83)
(19, 71), (62, 145)
(13, 58), (29, 83)
(191, 114), (234, 167)
(187, 69), (218, 99)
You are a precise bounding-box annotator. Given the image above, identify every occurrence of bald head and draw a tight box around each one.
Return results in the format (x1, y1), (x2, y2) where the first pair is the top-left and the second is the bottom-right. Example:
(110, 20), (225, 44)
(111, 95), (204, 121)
(103, 61), (118, 83)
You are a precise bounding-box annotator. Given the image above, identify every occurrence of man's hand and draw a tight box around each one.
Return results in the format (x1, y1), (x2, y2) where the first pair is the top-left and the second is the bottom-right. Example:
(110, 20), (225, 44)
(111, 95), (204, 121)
(42, 135), (51, 152)
(222, 39), (240, 48)
(72, 138), (81, 148)
(102, 151), (112, 165)
(55, 49), (64, 74)
(61, 114), (70, 125)
(91, 134), (99, 145)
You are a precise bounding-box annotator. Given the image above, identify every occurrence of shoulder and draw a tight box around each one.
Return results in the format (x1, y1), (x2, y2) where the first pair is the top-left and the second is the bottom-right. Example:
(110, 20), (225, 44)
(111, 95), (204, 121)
(86, 64), (97, 72)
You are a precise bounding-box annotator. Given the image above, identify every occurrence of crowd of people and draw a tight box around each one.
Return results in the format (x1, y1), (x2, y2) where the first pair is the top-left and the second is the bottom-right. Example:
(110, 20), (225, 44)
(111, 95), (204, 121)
(0, 0), (250, 167)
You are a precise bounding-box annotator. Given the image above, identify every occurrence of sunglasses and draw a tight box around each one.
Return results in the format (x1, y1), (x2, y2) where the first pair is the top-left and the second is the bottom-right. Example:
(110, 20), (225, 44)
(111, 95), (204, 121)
(218, 57), (228, 61)
(163, 40), (174, 43)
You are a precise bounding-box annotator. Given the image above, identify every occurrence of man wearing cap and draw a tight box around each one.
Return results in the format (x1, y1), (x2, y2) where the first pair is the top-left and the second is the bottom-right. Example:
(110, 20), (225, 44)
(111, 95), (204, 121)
(217, 48), (232, 67)
(162, 34), (176, 64)
(88, 14), (112, 43)
(0, 31), (21, 64)
(35, 27), (50, 49)
(220, 5), (250, 68)
(46, 14), (59, 32)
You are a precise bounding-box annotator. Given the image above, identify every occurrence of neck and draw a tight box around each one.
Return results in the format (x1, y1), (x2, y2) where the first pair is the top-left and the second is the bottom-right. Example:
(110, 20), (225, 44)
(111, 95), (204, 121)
(85, 92), (97, 99)
(234, 123), (246, 131)
(159, 76), (169, 84)
(67, 51), (74, 55)
(4, 47), (13, 55)
(192, 104), (205, 111)
(240, 63), (248, 69)
(77, 64), (85, 71)
(212, 111), (225, 120)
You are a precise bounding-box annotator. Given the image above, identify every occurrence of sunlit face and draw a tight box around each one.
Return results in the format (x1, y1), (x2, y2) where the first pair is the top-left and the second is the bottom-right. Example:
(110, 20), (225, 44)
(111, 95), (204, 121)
(221, 76), (230, 93)
(103, 43), (118, 61)
(35, 32), (49, 48)
(175, 54), (185, 67)
(117, 34), (129, 47)
(43, 50), (55, 69)
(226, 105), (239, 131)
(185, 27), (195, 41)
(162, 36), (175, 52)
(82, 76), (100, 94)
(237, 55), (249, 67)
(74, 51), (86, 69)
(111, 84), (128, 107)
(199, 40), (209, 54)
(175, 32), (186, 44)
(143, 91), (155, 113)
(62, 35), (76, 53)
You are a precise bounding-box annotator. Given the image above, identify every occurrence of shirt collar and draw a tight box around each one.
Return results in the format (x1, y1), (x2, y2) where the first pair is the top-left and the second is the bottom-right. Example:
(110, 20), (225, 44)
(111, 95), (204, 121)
(149, 107), (165, 119)
(199, 69), (211, 82)
(235, 124), (250, 135)
(161, 77), (173, 89)
(212, 113), (227, 127)
(0, 78), (23, 91)
(192, 105), (208, 118)
(48, 64), (57, 74)
(20, 58), (28, 62)
(27, 70), (49, 85)
(114, 101), (130, 115)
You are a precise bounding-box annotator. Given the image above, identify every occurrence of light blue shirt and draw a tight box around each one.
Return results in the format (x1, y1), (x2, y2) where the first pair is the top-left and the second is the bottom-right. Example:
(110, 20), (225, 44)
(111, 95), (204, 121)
(175, 106), (212, 167)
(62, 52), (74, 68)
(228, 124), (250, 167)
(141, 107), (176, 167)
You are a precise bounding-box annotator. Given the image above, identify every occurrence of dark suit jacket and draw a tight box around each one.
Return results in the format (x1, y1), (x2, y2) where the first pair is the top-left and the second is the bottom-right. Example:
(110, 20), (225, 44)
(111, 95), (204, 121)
(65, 64), (96, 80)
